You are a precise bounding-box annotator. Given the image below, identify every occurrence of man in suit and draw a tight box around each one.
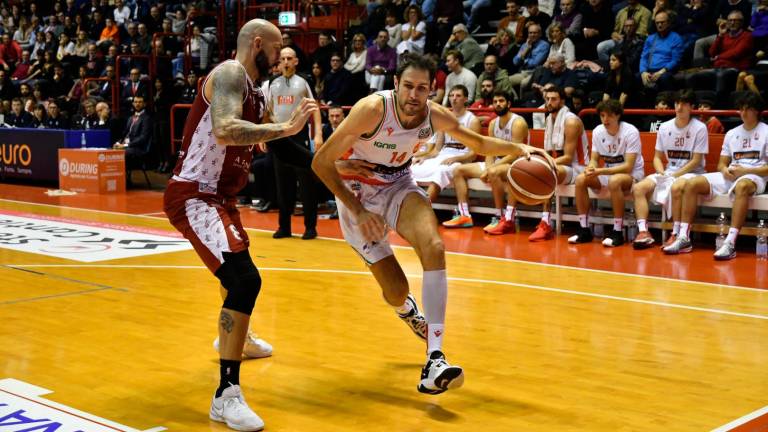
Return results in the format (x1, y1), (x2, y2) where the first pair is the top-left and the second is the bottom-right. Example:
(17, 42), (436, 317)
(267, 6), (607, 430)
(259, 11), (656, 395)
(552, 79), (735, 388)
(113, 95), (152, 186)
(121, 68), (149, 112)
(43, 100), (71, 129)
(6, 98), (34, 127)
(87, 64), (115, 102)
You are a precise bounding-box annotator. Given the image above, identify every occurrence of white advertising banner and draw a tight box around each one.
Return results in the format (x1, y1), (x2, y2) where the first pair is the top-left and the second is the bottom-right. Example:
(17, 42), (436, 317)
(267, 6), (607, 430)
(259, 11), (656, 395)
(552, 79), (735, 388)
(0, 211), (191, 262)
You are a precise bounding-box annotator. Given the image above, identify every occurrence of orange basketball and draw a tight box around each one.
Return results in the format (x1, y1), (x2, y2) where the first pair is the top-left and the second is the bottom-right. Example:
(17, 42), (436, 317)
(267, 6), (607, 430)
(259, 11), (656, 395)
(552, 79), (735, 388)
(506, 155), (557, 205)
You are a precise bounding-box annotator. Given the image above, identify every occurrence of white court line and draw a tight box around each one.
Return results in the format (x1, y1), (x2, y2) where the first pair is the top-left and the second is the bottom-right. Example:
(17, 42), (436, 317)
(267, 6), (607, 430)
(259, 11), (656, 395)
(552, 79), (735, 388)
(711, 405), (768, 431)
(138, 212), (167, 217)
(9, 264), (768, 321)
(0, 198), (763, 292)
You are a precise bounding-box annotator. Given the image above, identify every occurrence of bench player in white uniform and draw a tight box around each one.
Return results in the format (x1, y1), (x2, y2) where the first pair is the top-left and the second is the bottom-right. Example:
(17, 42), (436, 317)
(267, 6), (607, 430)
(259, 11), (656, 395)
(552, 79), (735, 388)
(411, 84), (480, 201)
(568, 99), (645, 247)
(664, 93), (768, 260)
(632, 90), (709, 249)
(442, 89), (530, 234)
(528, 86), (589, 241)
(312, 54), (535, 395)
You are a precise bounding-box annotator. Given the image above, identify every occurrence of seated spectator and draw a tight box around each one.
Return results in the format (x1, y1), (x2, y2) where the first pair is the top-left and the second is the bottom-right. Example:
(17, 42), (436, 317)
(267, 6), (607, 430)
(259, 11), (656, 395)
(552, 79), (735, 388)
(0, 69), (14, 100)
(49, 63), (74, 99)
(309, 31), (339, 74)
(596, 0), (651, 63)
(568, 99), (645, 247)
(6, 97), (34, 127)
(75, 98), (99, 129)
(344, 32), (367, 78)
(509, 23), (549, 98)
(552, 0), (583, 41)
(113, 95), (152, 186)
(121, 67), (148, 110)
(281, 32), (308, 73)
(603, 50), (636, 106)
(112, 0), (131, 28)
(687, 11), (753, 98)
(56, 34), (76, 64)
(676, 0), (712, 49)
(752, 0), (768, 62)
(475, 54), (513, 103)
(397, 5), (427, 56)
(310, 61), (325, 103)
(526, 54), (577, 105)
(470, 78), (497, 124)
(547, 22), (575, 66)
(94, 101), (114, 131)
(13, 16), (34, 51)
(698, 97), (724, 133)
(43, 99), (70, 129)
(663, 93), (768, 260)
(322, 105), (345, 140)
(88, 64), (115, 101)
(498, 0), (527, 45)
(638, 12), (684, 92)
(73, 31), (89, 59)
(443, 50), (478, 105)
(385, 11), (401, 49)
(88, 11), (106, 42)
(30, 103), (46, 128)
(175, 70), (197, 104)
(103, 45), (119, 69)
(135, 24), (151, 54)
(641, 92), (675, 131)
(365, 30), (397, 92)
(574, 0), (614, 60)
(441, 23), (483, 72)
(523, 0), (552, 39)
(324, 53), (352, 105)
(486, 28), (517, 74)
(98, 17), (119, 47)
(64, 65), (88, 110)
(611, 18), (645, 72)
(0, 33), (22, 71)
(84, 44), (104, 76)
(692, 0), (753, 66)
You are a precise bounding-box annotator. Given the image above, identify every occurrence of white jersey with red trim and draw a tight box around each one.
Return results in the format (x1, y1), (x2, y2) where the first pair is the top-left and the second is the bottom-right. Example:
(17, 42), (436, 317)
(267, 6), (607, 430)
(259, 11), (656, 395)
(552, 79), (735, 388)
(343, 90), (434, 184)
(722, 122), (768, 170)
(655, 117), (709, 174)
(545, 111), (589, 169)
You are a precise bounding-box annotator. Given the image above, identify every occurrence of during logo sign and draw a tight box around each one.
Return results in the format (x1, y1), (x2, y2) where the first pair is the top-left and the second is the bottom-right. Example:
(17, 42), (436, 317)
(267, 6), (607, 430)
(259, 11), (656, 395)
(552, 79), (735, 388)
(59, 158), (70, 176)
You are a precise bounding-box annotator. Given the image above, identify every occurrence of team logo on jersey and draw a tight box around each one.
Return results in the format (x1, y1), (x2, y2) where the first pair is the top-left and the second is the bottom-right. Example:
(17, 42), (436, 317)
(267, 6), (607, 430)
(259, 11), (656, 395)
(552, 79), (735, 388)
(418, 127), (432, 139)
(229, 224), (242, 241)
(374, 141), (397, 150)
(278, 95), (295, 105)
(386, 127), (394, 136)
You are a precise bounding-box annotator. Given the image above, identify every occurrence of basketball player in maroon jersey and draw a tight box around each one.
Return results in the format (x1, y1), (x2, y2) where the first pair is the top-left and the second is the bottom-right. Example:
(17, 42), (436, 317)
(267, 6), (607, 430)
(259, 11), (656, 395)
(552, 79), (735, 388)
(163, 19), (317, 431)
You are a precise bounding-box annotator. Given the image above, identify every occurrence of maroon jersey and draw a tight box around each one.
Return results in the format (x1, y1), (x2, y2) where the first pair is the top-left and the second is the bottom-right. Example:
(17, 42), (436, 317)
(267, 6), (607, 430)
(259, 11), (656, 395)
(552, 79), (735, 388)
(171, 60), (265, 197)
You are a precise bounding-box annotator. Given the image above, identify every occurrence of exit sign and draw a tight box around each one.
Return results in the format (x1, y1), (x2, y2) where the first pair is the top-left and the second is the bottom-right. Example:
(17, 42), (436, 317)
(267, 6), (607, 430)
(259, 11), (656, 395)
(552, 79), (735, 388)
(279, 11), (297, 26)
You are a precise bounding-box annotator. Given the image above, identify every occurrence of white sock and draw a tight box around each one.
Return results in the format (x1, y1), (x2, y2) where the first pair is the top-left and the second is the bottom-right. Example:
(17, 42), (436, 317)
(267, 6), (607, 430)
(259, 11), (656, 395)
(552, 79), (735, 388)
(613, 218), (623, 232)
(423, 269), (447, 354)
(394, 299), (412, 315)
(637, 219), (648, 232)
(725, 227), (739, 244)
(458, 202), (470, 217)
(579, 214), (589, 228)
(673, 221), (681, 235)
(680, 222), (690, 237)
(505, 205), (515, 221)
(541, 212), (551, 224)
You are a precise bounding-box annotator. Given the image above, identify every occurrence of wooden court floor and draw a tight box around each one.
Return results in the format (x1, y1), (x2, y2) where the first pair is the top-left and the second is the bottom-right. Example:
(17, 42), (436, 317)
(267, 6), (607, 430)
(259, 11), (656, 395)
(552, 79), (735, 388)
(1, 187), (767, 431)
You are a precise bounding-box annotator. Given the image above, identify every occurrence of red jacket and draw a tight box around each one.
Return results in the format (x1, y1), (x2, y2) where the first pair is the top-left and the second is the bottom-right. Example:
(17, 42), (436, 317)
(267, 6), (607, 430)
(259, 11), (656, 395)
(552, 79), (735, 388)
(0, 40), (22, 67)
(709, 30), (753, 70)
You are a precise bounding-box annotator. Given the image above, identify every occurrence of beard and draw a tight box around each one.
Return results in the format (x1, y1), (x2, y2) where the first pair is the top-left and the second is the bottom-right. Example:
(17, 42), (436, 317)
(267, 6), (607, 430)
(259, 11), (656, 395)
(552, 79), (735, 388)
(255, 50), (272, 78)
(481, 90), (492, 100)
(494, 106), (509, 116)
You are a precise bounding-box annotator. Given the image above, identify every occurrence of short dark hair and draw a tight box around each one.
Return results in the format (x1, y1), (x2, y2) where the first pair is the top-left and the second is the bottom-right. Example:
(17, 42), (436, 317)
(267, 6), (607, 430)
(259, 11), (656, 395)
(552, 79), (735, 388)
(492, 89), (511, 102)
(449, 84), (469, 98)
(675, 89), (697, 105)
(328, 104), (344, 113)
(596, 99), (623, 116)
(445, 49), (464, 65)
(543, 85), (566, 100)
(395, 52), (436, 83)
(736, 92), (765, 112)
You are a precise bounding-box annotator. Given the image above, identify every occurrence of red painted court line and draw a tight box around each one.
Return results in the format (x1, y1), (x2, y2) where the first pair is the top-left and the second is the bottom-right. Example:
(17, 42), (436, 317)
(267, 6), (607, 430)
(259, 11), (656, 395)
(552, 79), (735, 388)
(726, 411), (768, 432)
(0, 388), (128, 432)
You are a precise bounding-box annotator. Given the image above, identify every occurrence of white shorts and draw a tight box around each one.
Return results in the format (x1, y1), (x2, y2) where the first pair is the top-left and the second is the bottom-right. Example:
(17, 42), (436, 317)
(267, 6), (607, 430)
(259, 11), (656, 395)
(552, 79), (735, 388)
(595, 172), (642, 188)
(646, 172), (699, 206)
(702, 172), (767, 200)
(411, 150), (468, 190)
(337, 175), (427, 264)
(561, 165), (584, 185)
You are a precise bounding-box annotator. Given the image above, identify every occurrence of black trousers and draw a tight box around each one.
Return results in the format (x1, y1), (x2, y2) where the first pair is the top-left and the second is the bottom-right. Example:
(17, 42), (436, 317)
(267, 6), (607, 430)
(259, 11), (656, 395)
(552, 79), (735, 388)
(267, 129), (318, 232)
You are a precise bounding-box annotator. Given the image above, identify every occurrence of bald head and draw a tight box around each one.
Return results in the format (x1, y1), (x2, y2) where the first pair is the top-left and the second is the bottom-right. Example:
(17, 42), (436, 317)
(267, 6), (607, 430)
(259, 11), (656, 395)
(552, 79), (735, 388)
(280, 46), (298, 76)
(237, 18), (283, 79)
(237, 19), (281, 51)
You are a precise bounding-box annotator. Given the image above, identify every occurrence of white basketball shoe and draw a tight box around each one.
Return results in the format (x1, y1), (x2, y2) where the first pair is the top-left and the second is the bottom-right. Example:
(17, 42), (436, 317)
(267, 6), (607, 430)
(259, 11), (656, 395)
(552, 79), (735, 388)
(417, 350), (465, 395)
(214, 331), (273, 359)
(209, 384), (264, 431)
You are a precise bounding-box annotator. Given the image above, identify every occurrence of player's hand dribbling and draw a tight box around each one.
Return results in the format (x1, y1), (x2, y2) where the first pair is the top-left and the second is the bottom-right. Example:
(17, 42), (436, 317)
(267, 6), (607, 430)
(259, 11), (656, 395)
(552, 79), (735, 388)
(354, 209), (388, 243)
(287, 98), (319, 134)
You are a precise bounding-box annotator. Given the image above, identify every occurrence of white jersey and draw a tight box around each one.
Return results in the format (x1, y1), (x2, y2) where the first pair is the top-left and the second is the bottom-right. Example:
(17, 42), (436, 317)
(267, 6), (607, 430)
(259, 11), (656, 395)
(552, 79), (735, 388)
(544, 111), (589, 169)
(442, 110), (476, 153)
(655, 117), (708, 174)
(343, 90), (434, 185)
(268, 74), (314, 123)
(591, 121), (645, 179)
(489, 113), (528, 161)
(722, 122), (768, 170)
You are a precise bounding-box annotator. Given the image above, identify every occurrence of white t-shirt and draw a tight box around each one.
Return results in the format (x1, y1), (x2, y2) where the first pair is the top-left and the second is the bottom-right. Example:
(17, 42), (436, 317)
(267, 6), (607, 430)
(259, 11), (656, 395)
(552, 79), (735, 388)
(722, 122), (768, 170)
(591, 121), (645, 179)
(655, 117), (708, 174)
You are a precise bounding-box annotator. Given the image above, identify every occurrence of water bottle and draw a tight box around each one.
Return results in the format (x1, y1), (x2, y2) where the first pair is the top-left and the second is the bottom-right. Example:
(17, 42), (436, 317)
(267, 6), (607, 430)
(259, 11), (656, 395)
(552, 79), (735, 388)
(80, 132), (87, 149)
(715, 212), (728, 250)
(757, 220), (768, 260)
(626, 209), (637, 242)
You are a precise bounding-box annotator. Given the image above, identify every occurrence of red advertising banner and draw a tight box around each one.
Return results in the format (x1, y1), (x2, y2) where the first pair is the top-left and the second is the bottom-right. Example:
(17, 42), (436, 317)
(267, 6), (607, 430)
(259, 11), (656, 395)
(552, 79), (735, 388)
(58, 149), (126, 193)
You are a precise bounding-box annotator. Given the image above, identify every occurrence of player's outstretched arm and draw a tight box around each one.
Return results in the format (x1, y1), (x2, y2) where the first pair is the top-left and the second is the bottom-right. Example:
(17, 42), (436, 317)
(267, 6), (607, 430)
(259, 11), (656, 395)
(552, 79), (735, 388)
(430, 102), (527, 158)
(209, 62), (317, 146)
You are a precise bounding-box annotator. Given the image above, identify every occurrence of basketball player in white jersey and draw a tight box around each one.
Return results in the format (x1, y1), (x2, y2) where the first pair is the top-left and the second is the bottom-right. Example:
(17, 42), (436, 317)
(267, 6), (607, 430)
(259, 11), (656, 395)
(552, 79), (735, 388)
(664, 93), (768, 260)
(164, 19), (317, 431)
(442, 89), (530, 233)
(528, 85), (589, 241)
(411, 84), (480, 201)
(568, 99), (645, 247)
(632, 90), (708, 249)
(312, 54), (534, 394)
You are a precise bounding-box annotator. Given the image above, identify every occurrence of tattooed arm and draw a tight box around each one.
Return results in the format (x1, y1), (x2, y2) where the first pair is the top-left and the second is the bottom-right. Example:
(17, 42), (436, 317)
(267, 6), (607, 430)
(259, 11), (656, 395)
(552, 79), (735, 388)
(208, 61), (318, 146)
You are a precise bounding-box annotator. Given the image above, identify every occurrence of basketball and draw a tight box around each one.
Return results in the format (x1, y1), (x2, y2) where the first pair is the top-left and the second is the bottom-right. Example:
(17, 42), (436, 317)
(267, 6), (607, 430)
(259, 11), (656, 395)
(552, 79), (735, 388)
(506, 154), (558, 205)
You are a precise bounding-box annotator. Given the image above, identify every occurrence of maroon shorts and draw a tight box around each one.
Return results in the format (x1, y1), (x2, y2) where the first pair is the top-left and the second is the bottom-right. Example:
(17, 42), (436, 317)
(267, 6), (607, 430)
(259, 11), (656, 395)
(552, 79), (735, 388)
(164, 179), (250, 274)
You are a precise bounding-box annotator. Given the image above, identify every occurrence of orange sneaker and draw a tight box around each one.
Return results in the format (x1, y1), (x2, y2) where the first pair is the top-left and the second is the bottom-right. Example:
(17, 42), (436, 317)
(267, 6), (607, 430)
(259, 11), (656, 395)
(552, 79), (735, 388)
(486, 216), (516, 235)
(632, 231), (655, 249)
(442, 214), (473, 228)
(528, 221), (553, 241)
(661, 233), (677, 249)
(483, 216), (500, 232)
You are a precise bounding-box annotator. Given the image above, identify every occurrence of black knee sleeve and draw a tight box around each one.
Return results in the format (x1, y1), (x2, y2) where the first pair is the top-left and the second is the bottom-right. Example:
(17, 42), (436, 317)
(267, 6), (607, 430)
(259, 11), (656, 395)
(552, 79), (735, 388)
(215, 250), (262, 315)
